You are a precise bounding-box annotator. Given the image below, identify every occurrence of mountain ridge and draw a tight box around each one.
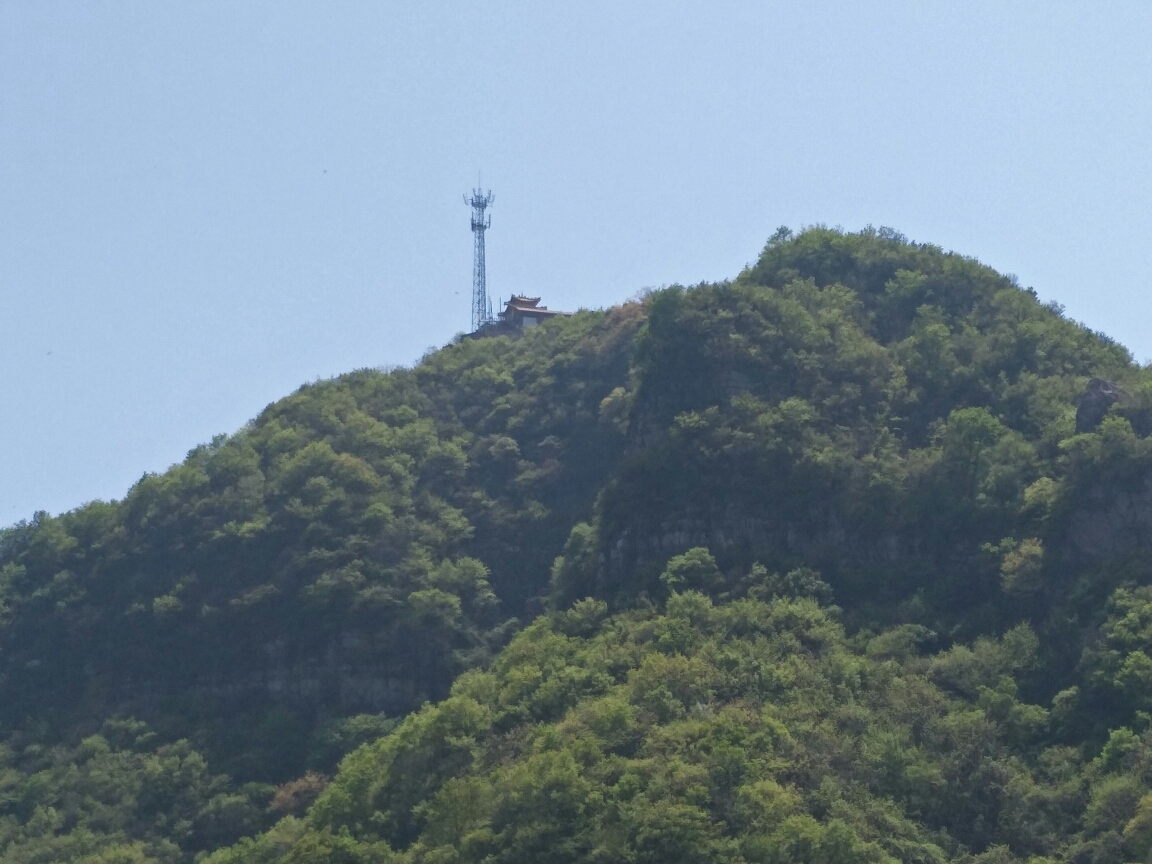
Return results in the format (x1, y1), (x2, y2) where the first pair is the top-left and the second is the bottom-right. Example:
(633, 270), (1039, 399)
(4, 226), (1152, 862)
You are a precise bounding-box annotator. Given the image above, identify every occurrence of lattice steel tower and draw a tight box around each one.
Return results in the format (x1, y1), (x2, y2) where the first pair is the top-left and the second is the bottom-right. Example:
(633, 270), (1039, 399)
(465, 188), (495, 331)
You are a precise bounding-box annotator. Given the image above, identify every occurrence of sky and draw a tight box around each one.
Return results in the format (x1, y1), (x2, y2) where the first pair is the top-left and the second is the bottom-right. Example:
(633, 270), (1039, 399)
(2, 2), (1151, 523)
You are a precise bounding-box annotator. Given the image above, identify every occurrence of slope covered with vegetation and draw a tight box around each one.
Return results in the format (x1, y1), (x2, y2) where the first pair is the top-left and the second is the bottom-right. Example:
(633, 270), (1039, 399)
(5, 226), (1152, 862)
(0, 303), (642, 783)
(208, 565), (1152, 864)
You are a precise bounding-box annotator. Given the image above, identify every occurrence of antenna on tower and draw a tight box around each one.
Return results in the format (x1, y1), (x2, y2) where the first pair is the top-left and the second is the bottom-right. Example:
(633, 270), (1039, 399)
(464, 187), (495, 332)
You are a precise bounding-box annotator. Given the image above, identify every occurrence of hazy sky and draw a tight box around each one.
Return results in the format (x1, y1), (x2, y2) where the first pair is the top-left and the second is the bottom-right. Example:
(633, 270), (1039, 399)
(3, 2), (1151, 523)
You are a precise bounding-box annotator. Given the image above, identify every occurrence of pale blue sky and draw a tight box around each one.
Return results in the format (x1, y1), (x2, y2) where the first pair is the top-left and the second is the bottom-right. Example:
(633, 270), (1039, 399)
(3, 2), (1151, 522)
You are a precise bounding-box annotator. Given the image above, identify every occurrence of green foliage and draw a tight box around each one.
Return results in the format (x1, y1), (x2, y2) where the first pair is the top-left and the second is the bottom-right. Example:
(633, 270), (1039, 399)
(0, 720), (272, 864)
(0, 307), (643, 780)
(7, 226), (1152, 861)
(593, 229), (1137, 640)
(209, 587), (1152, 864)
(660, 547), (723, 593)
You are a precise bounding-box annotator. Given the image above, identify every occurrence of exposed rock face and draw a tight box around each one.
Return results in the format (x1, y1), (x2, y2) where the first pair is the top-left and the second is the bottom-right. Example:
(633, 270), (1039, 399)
(602, 503), (931, 597)
(114, 631), (421, 721)
(609, 508), (849, 571)
(1069, 476), (1152, 559)
(1076, 378), (1127, 433)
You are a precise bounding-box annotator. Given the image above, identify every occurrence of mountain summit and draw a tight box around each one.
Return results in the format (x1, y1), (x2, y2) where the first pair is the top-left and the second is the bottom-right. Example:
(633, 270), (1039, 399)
(5, 227), (1152, 863)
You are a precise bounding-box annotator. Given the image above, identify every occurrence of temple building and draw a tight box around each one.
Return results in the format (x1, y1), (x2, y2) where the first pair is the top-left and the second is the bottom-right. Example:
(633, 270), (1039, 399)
(497, 296), (567, 329)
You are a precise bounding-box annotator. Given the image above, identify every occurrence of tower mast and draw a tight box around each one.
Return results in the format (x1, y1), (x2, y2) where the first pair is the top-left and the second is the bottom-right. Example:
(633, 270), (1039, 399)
(465, 187), (495, 331)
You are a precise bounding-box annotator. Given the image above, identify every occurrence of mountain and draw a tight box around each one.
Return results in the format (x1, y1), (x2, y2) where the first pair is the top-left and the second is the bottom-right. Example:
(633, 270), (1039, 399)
(0, 303), (642, 784)
(5, 226), (1152, 862)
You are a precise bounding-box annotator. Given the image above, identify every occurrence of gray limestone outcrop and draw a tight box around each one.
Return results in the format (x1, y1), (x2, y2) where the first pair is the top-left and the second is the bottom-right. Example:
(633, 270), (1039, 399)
(1076, 378), (1127, 433)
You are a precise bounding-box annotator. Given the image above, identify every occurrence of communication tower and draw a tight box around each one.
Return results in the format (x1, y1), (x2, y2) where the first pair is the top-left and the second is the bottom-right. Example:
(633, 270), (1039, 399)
(465, 188), (495, 331)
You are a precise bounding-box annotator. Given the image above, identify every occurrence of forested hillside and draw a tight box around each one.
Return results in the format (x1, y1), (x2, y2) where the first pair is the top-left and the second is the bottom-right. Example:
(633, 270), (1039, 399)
(5, 226), (1152, 862)
(0, 303), (642, 784)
